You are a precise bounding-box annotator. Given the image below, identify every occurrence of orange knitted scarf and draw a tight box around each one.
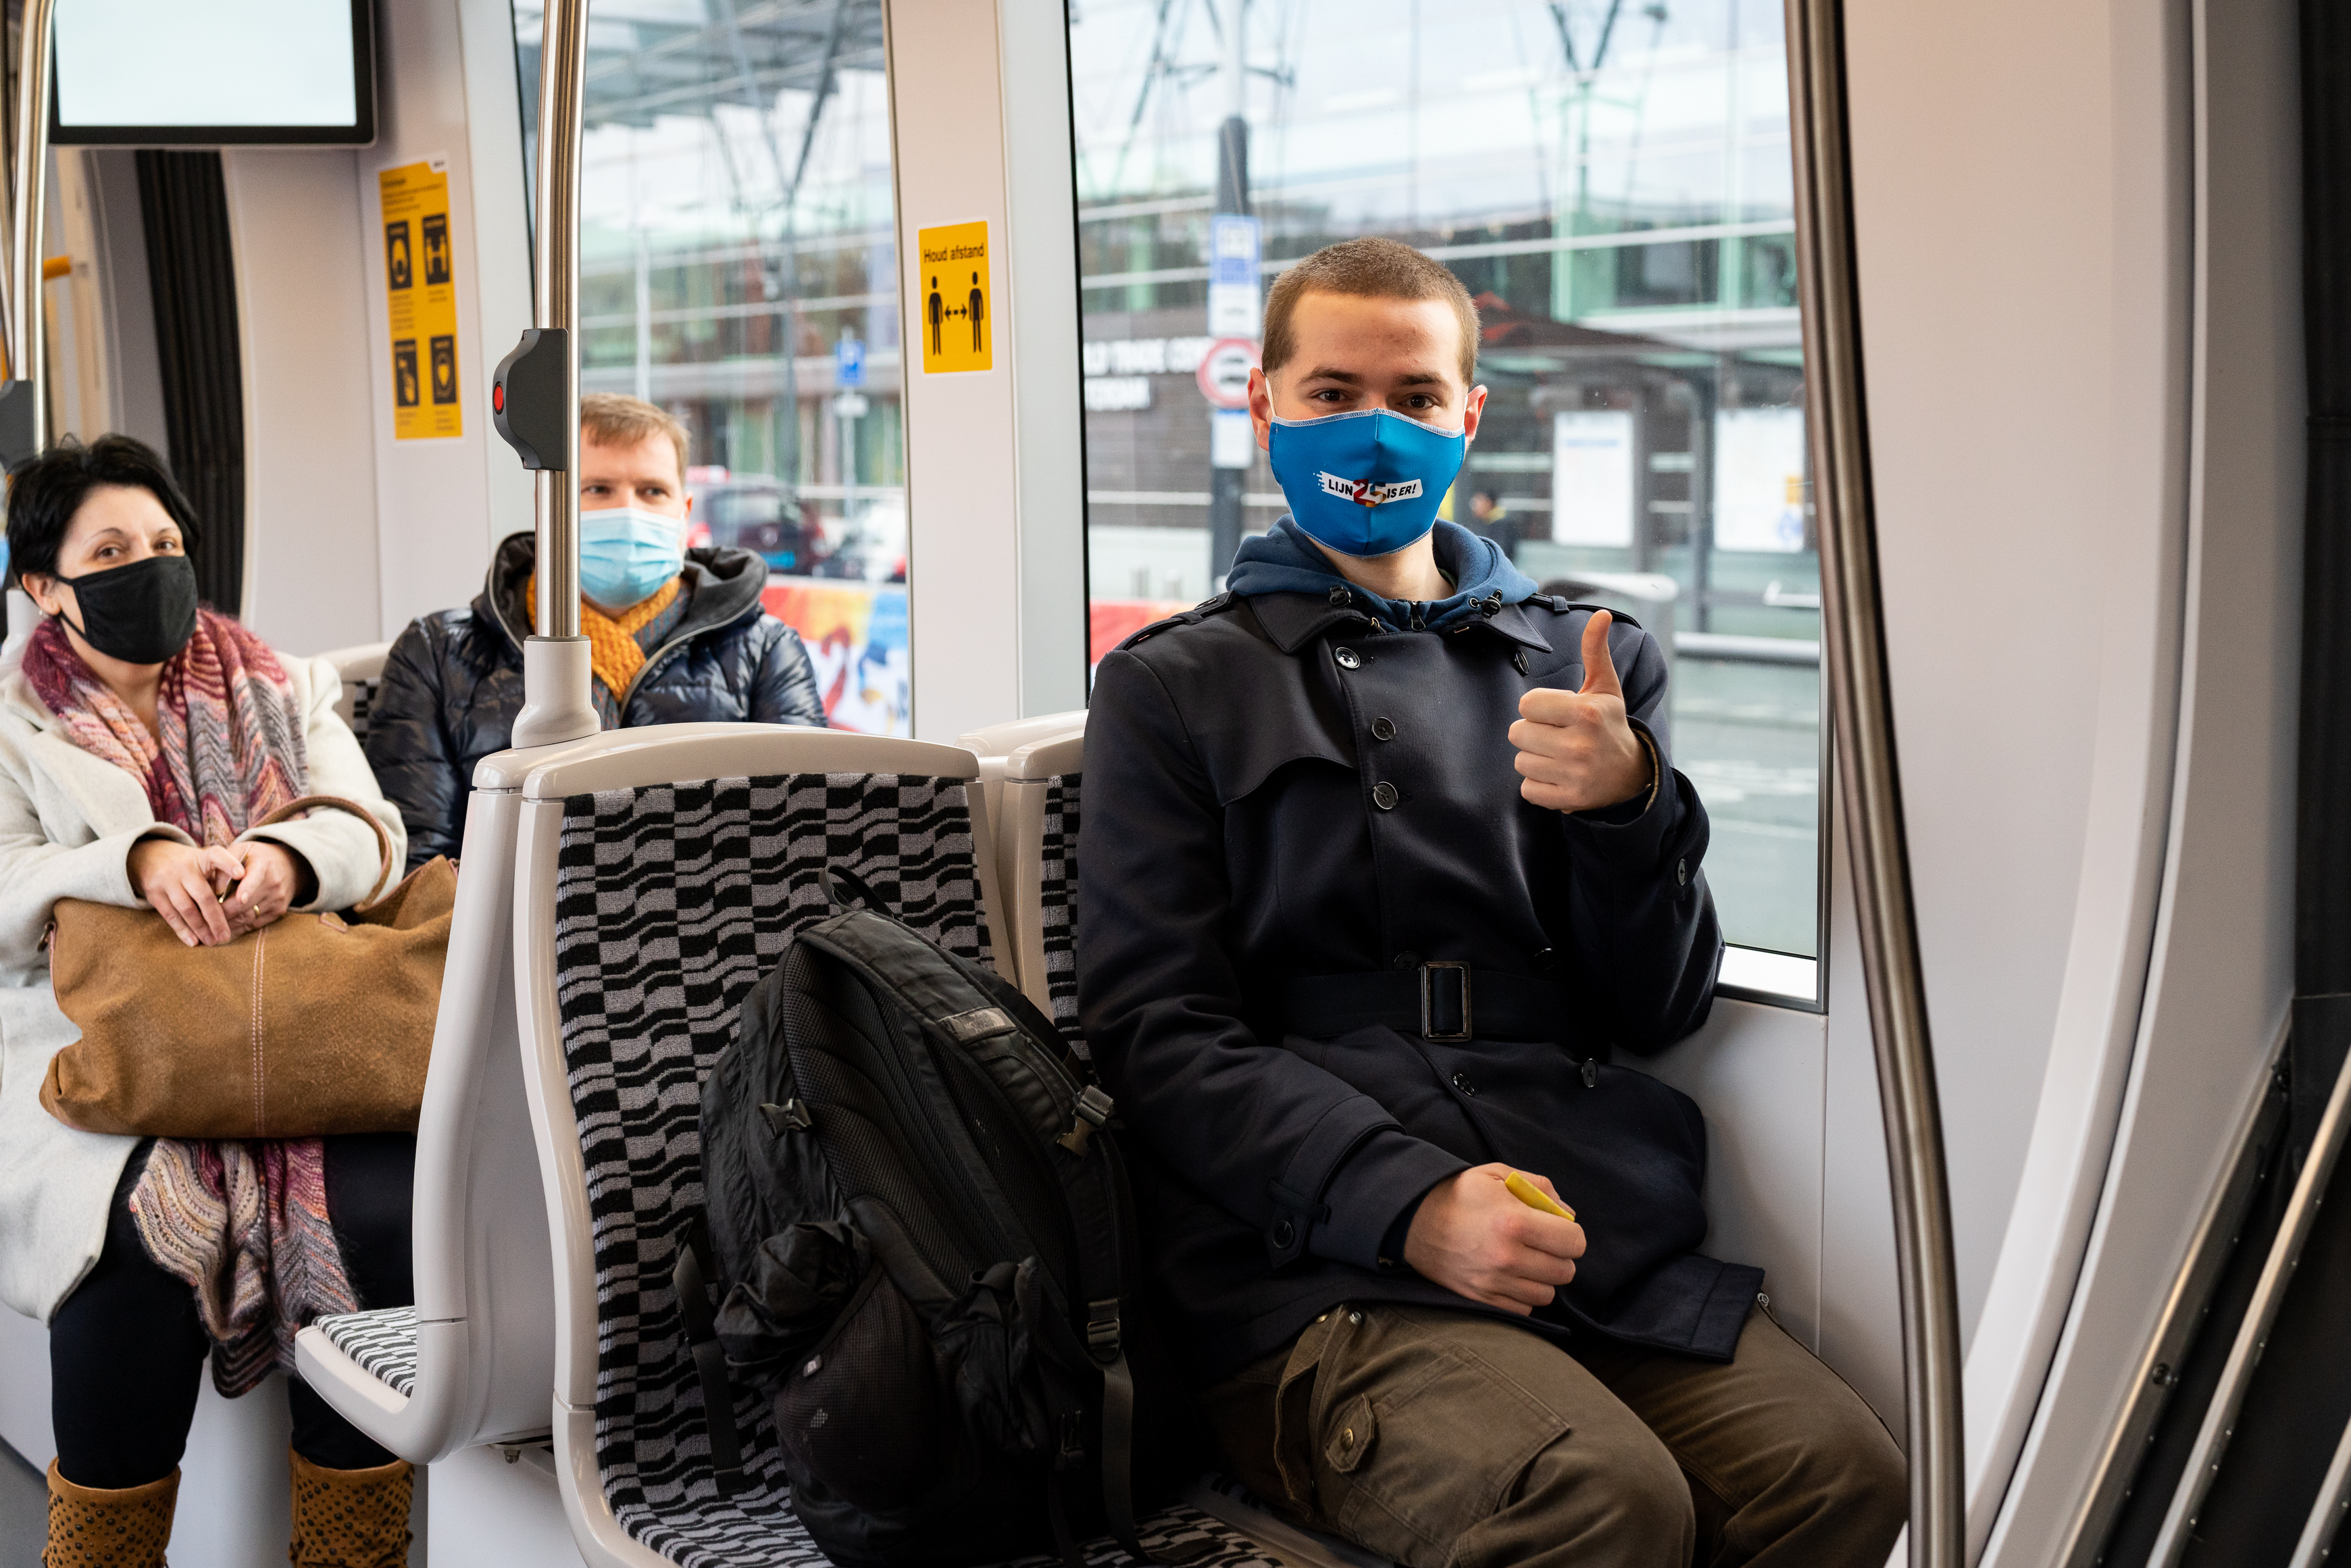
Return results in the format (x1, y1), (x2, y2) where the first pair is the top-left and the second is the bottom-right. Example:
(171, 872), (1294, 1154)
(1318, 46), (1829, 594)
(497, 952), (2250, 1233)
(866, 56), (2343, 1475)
(526, 575), (682, 701)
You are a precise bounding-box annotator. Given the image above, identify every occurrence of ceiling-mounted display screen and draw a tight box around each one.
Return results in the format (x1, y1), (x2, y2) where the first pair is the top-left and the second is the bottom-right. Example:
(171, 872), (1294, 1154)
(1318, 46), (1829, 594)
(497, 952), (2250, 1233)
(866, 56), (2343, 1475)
(51, 0), (374, 146)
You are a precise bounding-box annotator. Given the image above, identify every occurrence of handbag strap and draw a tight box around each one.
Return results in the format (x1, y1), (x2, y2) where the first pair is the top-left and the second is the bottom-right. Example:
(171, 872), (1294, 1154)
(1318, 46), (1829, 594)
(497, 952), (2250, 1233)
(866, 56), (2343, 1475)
(247, 794), (399, 907)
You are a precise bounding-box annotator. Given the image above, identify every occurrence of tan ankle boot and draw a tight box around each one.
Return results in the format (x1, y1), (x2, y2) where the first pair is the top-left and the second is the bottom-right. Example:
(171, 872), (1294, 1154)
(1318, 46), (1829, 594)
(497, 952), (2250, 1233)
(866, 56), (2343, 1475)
(286, 1450), (413, 1568)
(42, 1460), (176, 1567)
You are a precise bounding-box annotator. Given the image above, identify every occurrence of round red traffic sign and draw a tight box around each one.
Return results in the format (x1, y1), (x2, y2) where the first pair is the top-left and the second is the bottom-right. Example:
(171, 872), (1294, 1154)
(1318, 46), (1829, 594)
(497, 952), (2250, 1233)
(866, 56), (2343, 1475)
(1196, 337), (1260, 409)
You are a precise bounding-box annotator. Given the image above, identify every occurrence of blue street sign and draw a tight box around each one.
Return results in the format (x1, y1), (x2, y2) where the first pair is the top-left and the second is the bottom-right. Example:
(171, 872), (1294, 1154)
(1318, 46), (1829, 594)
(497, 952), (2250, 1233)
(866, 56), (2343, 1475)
(836, 334), (866, 388)
(1209, 214), (1261, 286)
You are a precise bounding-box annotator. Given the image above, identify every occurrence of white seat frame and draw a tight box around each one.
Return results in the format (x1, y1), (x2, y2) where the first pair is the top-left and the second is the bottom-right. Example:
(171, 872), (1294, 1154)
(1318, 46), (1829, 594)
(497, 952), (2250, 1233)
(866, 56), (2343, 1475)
(508, 722), (1007, 1568)
(292, 751), (559, 1462)
(317, 642), (393, 738)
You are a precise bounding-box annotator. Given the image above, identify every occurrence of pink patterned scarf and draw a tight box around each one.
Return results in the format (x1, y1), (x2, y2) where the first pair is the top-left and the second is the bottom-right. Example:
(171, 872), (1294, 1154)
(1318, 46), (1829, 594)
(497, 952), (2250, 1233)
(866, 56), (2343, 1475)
(26, 610), (357, 1394)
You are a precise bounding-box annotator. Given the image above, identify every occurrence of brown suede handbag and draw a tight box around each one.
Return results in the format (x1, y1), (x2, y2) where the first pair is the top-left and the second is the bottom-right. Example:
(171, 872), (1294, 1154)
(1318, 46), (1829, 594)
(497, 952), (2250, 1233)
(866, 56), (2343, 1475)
(39, 794), (456, 1139)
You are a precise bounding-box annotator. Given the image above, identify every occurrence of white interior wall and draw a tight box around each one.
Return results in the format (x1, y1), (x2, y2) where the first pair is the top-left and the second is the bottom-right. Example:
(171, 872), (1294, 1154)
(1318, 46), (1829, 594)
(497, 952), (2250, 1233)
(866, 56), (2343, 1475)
(360, 0), (533, 639)
(223, 0), (528, 659)
(224, 146), (382, 656)
(1979, 0), (2304, 1557)
(1837, 0), (2301, 1557)
(1843, 0), (2192, 1351)
(887, 0), (1092, 742)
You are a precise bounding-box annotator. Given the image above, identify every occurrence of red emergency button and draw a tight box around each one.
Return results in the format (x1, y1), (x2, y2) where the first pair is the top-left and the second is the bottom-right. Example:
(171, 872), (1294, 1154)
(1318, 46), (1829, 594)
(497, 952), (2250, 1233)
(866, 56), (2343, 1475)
(492, 382), (505, 412)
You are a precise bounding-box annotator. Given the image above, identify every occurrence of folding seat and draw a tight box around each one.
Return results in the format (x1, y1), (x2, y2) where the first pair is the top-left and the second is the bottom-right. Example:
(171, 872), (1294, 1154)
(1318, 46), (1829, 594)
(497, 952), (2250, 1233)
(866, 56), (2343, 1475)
(291, 740), (569, 1461)
(315, 640), (393, 745)
(507, 719), (1317, 1567)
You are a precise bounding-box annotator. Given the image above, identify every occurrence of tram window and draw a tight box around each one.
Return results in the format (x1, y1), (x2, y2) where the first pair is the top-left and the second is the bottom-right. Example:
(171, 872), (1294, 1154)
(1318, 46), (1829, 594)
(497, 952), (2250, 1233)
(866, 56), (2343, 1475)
(511, 0), (911, 735)
(1067, 0), (1825, 981)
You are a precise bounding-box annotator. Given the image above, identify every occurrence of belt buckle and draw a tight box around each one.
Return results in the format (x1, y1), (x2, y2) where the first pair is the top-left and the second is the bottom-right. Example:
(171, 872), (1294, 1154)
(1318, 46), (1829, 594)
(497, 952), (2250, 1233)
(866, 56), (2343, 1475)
(1420, 961), (1472, 1042)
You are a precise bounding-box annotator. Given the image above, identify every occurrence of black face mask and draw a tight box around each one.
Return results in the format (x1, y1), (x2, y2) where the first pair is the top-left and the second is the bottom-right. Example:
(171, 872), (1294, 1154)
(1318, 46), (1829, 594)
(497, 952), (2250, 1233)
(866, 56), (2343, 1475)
(52, 554), (199, 666)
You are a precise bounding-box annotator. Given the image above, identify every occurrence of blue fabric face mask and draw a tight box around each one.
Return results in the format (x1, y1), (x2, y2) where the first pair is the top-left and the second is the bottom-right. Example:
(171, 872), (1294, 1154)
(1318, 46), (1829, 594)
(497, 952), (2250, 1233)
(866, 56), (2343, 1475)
(1267, 407), (1468, 558)
(578, 506), (686, 609)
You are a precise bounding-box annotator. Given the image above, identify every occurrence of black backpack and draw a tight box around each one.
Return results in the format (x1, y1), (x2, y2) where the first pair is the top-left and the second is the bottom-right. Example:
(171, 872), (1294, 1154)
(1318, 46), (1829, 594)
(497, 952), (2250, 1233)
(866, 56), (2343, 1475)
(685, 871), (1197, 1567)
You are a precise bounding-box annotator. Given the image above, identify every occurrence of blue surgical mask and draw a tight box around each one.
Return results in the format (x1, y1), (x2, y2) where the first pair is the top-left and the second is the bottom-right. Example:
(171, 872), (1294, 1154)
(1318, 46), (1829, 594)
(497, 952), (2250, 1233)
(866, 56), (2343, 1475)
(1267, 407), (1467, 558)
(578, 506), (685, 609)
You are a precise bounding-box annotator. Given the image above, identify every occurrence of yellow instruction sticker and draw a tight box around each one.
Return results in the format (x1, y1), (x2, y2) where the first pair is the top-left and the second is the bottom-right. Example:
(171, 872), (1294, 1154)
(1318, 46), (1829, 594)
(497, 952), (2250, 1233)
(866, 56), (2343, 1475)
(379, 159), (463, 440)
(917, 221), (992, 374)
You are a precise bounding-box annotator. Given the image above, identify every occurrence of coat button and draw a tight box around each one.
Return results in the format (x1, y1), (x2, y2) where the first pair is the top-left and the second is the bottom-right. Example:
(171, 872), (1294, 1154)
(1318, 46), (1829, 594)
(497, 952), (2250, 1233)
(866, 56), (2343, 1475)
(1513, 649), (1530, 676)
(1335, 647), (1363, 669)
(1450, 1071), (1476, 1096)
(1273, 1218), (1296, 1248)
(1371, 781), (1399, 810)
(1371, 717), (1396, 741)
(1328, 585), (1350, 606)
(1393, 951), (1421, 971)
(1535, 946), (1558, 973)
(1675, 858), (1690, 886)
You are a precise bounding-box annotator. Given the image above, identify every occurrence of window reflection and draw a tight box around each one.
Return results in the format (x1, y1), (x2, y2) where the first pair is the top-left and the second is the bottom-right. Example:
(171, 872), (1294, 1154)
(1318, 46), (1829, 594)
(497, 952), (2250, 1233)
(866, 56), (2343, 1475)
(1070, 0), (1821, 958)
(513, 0), (911, 735)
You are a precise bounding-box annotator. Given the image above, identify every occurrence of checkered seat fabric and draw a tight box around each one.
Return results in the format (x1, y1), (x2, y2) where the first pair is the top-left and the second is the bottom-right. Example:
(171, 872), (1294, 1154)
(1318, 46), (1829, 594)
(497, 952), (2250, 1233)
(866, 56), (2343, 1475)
(312, 1307), (419, 1399)
(347, 677), (382, 744)
(1039, 772), (1082, 1051)
(549, 772), (1273, 1568)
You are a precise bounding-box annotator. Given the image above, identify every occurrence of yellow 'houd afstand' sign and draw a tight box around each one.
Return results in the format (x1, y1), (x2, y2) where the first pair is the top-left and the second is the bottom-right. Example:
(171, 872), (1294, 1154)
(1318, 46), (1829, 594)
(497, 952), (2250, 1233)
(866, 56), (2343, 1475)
(379, 159), (463, 440)
(916, 221), (992, 374)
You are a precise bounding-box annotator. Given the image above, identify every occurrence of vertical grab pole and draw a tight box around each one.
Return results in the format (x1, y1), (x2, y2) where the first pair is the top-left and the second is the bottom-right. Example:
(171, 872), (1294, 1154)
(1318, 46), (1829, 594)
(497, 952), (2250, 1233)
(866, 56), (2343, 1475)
(0, 0), (53, 465)
(1782, 1), (1966, 1564)
(492, 0), (599, 747)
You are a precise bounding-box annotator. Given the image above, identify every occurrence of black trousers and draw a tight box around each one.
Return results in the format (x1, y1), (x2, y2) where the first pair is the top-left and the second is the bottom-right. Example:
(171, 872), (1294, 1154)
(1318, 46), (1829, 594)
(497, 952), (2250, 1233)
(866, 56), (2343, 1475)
(49, 1134), (417, 1490)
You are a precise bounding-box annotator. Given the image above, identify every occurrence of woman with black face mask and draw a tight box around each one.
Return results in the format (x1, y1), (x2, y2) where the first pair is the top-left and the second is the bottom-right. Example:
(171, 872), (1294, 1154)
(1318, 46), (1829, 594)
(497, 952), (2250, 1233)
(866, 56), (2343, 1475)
(0, 436), (420, 1568)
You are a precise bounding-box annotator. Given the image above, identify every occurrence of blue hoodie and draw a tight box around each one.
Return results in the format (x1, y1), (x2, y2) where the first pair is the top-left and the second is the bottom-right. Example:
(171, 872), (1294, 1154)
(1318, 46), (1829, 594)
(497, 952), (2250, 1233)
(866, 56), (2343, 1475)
(1225, 517), (1542, 633)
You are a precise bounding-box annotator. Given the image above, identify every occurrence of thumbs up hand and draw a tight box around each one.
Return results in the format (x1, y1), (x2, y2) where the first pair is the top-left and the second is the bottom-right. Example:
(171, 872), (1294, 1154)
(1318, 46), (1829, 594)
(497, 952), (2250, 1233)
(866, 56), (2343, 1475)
(1509, 610), (1656, 813)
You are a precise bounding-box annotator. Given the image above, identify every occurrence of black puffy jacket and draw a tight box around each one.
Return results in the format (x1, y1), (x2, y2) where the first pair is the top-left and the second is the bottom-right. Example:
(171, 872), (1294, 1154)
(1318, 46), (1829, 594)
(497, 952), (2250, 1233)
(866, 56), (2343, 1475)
(367, 530), (826, 868)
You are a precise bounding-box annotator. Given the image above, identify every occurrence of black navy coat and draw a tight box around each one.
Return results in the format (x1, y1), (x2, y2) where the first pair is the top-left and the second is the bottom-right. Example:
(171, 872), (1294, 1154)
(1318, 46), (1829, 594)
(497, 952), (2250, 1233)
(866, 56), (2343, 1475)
(1076, 585), (1752, 1387)
(367, 530), (826, 868)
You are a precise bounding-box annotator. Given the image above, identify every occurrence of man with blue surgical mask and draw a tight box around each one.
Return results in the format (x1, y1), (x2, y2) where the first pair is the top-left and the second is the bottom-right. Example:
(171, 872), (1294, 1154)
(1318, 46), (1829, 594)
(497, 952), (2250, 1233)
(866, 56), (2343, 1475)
(368, 393), (826, 869)
(1077, 238), (1904, 1568)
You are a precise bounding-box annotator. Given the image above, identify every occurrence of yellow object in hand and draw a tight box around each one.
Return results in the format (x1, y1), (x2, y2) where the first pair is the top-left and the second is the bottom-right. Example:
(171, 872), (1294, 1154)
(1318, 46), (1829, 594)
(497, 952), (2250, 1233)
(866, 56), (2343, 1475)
(1505, 1170), (1577, 1223)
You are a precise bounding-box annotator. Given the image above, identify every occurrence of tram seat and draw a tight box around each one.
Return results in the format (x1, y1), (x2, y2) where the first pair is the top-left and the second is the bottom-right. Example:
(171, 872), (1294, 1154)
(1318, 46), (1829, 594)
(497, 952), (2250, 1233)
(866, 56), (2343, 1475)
(979, 719), (1087, 1044)
(316, 641), (393, 745)
(290, 750), (556, 1462)
(956, 707), (1087, 994)
(507, 722), (1307, 1567)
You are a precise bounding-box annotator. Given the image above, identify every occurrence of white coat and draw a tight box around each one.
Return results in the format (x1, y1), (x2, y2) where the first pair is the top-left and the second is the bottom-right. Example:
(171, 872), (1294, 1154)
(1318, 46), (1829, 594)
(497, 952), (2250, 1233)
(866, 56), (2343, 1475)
(0, 654), (405, 1321)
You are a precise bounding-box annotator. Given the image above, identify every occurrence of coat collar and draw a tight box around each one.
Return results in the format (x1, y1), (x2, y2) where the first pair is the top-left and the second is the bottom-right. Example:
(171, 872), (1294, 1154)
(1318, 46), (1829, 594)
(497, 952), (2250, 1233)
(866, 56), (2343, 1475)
(1246, 588), (1556, 655)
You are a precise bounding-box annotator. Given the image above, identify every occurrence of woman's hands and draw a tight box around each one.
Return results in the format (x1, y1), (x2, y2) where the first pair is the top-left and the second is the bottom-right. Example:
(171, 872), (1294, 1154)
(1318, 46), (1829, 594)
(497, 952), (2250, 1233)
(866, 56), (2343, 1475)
(222, 842), (309, 934)
(128, 836), (312, 946)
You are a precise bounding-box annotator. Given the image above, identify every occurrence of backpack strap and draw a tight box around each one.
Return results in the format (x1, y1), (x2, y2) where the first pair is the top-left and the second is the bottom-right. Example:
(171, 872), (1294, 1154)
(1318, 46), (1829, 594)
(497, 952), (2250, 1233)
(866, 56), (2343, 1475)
(673, 1216), (749, 1496)
(1050, 1113), (1163, 1563)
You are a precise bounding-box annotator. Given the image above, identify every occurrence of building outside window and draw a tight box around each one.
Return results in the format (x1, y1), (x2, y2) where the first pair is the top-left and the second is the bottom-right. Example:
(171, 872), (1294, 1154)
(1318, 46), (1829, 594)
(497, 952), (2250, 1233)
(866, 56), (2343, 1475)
(514, 0), (911, 735)
(1069, 0), (1823, 964)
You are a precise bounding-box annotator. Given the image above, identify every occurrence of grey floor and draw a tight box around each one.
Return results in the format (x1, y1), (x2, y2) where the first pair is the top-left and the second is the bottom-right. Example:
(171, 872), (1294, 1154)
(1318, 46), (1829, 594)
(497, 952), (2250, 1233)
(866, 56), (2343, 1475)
(0, 1438), (40, 1567)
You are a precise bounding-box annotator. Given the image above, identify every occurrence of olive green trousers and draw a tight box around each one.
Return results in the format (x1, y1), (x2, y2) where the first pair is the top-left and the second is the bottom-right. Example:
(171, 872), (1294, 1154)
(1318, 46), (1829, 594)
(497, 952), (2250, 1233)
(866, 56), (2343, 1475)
(1197, 1302), (1906, 1568)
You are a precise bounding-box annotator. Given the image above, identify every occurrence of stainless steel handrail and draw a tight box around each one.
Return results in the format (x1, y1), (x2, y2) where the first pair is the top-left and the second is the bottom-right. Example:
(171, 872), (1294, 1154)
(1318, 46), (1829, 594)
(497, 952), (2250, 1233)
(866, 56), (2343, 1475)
(2148, 1038), (2351, 1565)
(505, 0), (598, 749)
(531, 0), (585, 641)
(1782, 1), (1966, 1564)
(2288, 1402), (2351, 1568)
(7, 0), (53, 443)
(2056, 1034), (2289, 1568)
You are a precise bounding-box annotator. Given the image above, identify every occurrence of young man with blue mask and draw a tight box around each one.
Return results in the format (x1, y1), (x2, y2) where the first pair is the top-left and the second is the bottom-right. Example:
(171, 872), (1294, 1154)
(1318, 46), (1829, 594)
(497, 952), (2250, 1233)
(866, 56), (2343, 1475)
(368, 393), (826, 868)
(1077, 238), (1904, 1567)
